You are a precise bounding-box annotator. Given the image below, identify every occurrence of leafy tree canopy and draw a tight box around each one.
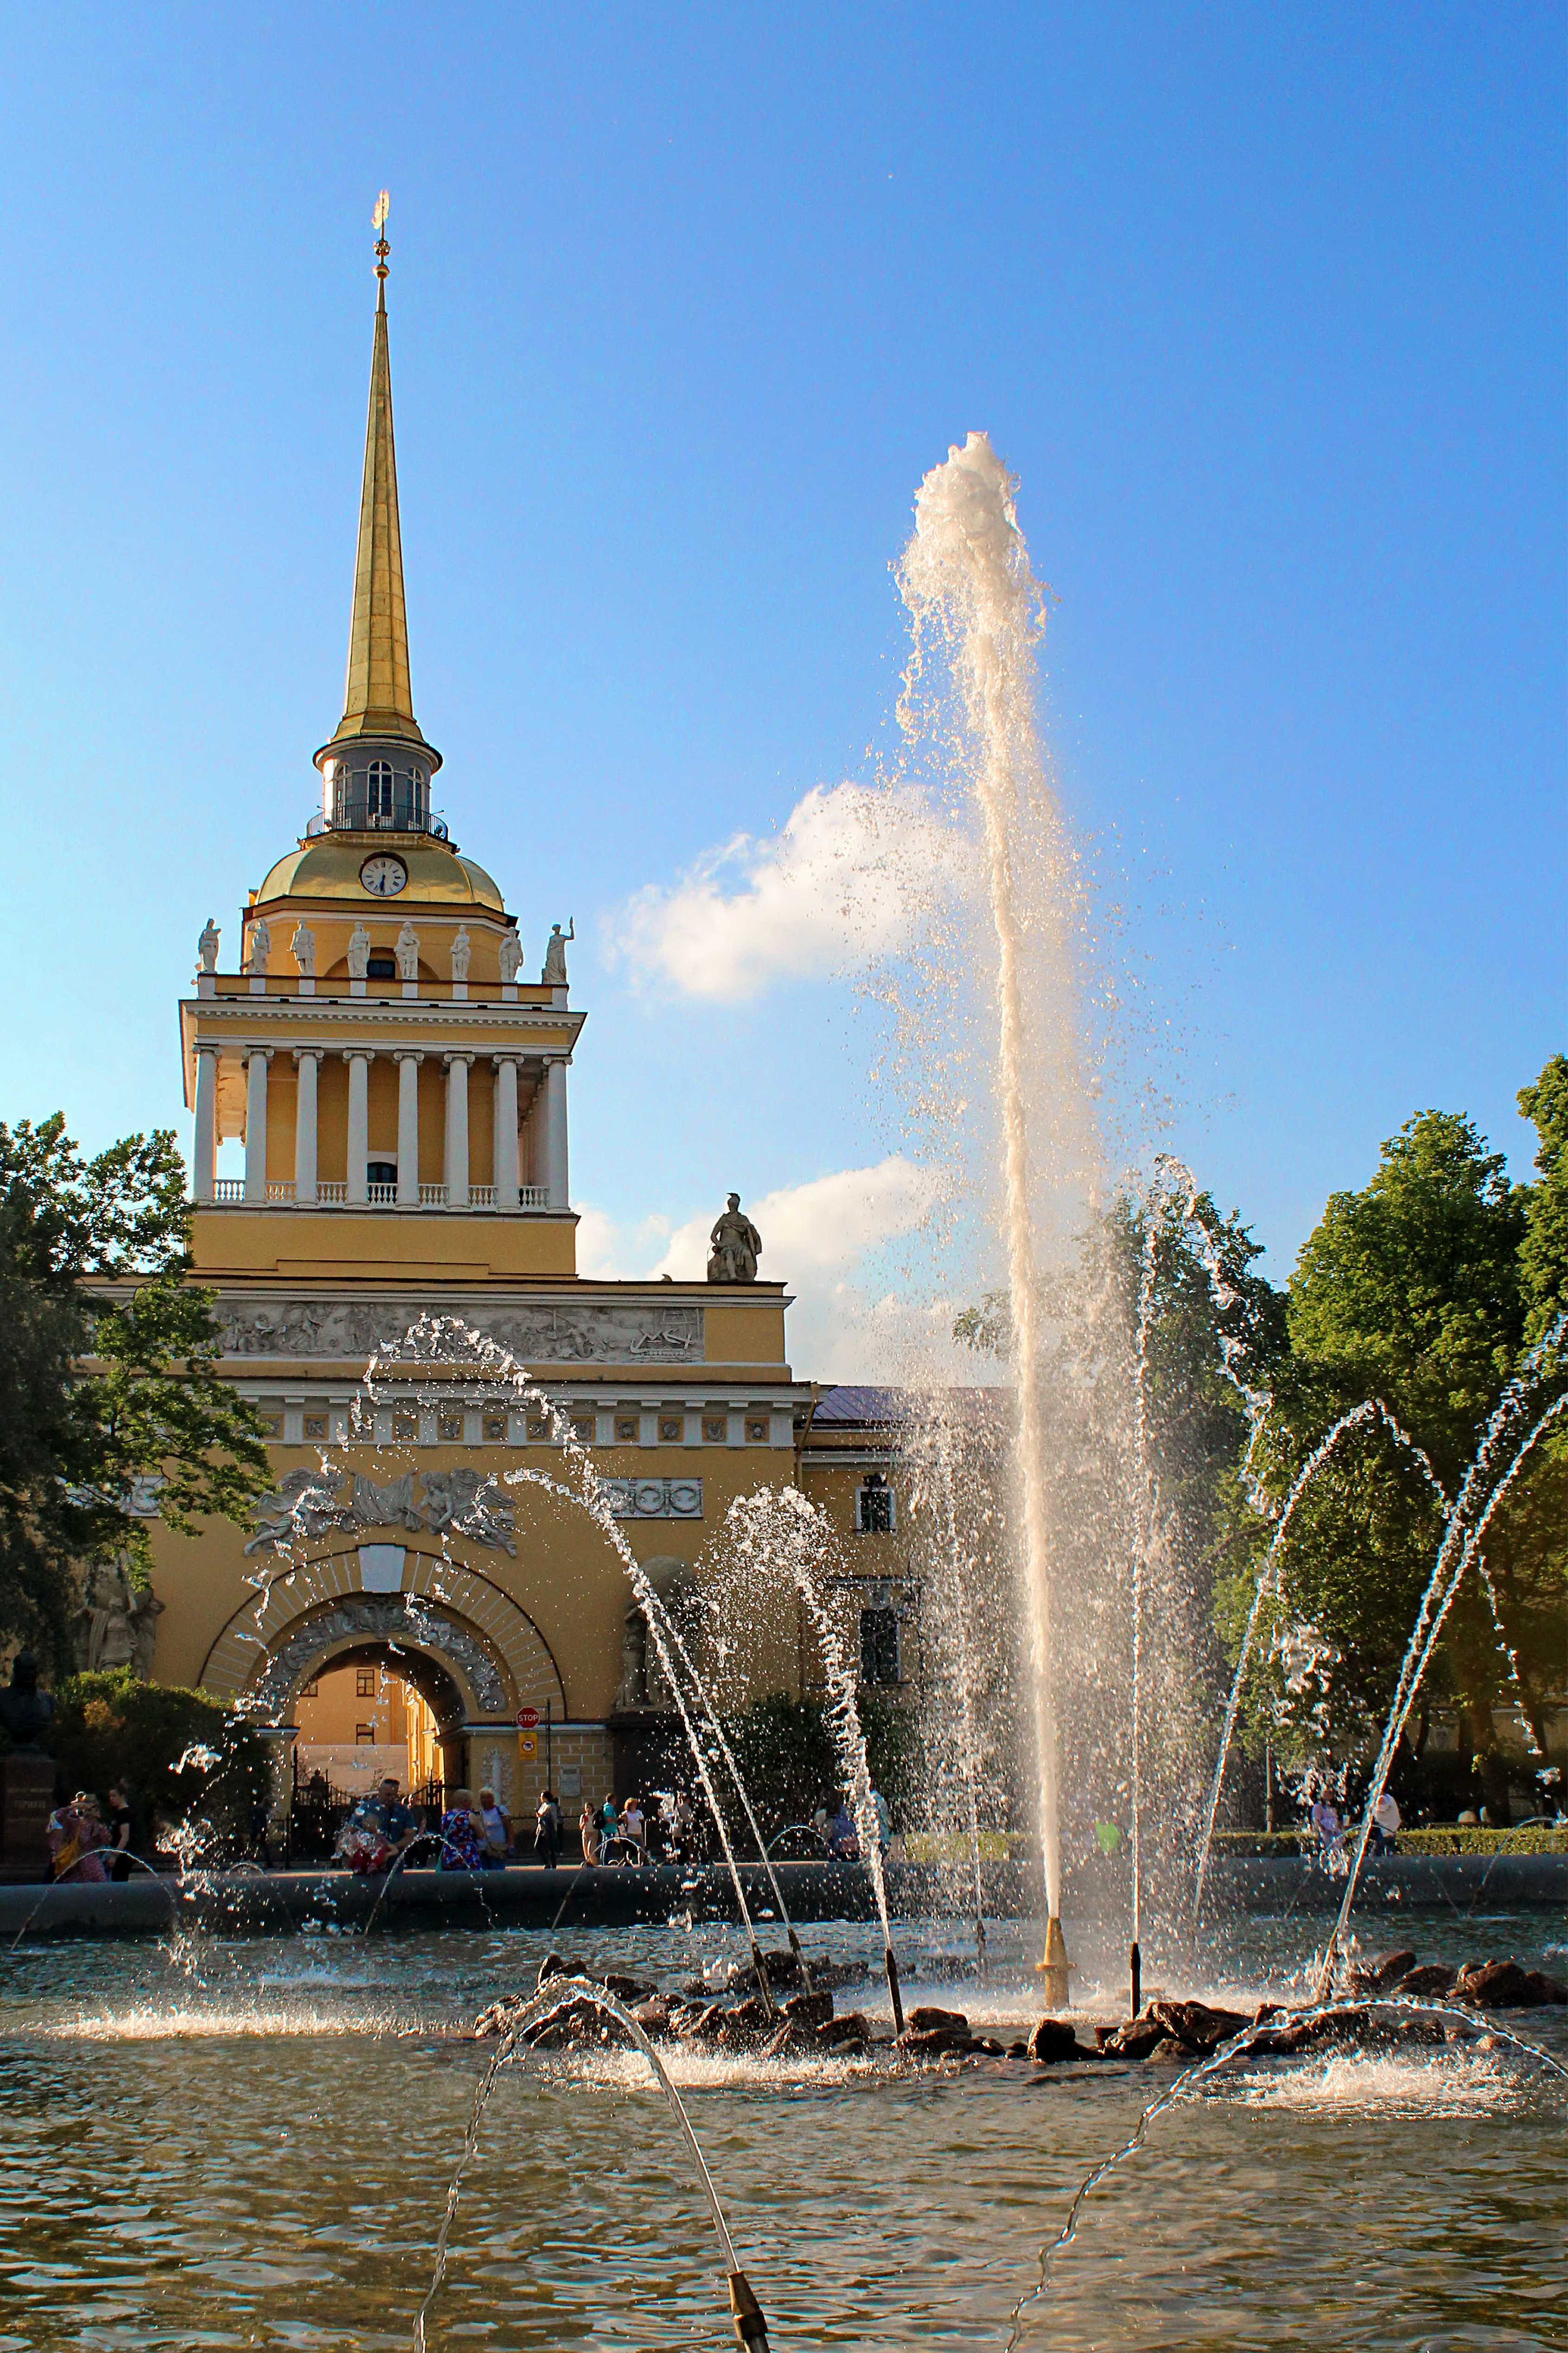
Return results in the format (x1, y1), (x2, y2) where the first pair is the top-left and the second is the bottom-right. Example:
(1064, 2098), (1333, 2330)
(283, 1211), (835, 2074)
(0, 1117), (269, 1664)
(1517, 1053), (1568, 1346)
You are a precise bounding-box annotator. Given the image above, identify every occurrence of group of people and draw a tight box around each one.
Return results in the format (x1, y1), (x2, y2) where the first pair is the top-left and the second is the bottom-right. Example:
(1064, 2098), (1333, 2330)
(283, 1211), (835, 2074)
(46, 1784), (135, 1883)
(810, 1787), (892, 1861)
(578, 1790), (697, 1867)
(1309, 1786), (1401, 1862)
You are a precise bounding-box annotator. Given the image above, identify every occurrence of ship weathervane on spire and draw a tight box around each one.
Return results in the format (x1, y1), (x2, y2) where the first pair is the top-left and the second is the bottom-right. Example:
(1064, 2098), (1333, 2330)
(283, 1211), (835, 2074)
(373, 188), (390, 307)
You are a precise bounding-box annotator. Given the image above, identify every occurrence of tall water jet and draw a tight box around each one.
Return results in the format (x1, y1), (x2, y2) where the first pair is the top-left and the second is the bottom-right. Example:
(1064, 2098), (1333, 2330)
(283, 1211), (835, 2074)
(898, 432), (1079, 1987)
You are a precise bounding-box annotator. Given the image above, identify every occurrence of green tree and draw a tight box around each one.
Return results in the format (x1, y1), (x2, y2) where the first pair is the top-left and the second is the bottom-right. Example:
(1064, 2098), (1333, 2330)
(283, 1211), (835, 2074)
(40, 1668), (267, 1851)
(0, 1116), (270, 1664)
(1517, 1054), (1568, 1345)
(1249, 1106), (1566, 1803)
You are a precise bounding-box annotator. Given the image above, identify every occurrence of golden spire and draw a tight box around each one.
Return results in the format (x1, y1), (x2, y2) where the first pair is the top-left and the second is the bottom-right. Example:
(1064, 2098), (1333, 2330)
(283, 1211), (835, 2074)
(321, 192), (439, 765)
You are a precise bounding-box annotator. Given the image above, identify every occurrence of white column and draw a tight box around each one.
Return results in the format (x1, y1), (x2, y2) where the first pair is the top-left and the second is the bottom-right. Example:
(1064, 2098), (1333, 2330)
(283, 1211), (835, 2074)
(243, 1049), (271, 1202)
(395, 1052), (422, 1206)
(444, 1055), (472, 1208)
(293, 1050), (321, 1206)
(492, 1056), (521, 1210)
(344, 1050), (371, 1205)
(544, 1055), (570, 1211)
(192, 1047), (219, 1203)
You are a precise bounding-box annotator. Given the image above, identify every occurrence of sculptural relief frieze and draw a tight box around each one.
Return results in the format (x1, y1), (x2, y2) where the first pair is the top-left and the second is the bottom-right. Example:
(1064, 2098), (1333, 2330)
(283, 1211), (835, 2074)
(246, 1466), (516, 1555)
(217, 1298), (703, 1364)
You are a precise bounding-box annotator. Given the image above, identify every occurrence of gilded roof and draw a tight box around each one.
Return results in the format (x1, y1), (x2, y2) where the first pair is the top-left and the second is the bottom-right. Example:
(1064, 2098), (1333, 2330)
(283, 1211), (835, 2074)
(255, 834), (505, 911)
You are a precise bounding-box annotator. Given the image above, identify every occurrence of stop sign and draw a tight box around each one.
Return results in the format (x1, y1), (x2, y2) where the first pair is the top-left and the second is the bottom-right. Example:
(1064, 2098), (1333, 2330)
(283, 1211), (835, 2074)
(516, 1707), (540, 1729)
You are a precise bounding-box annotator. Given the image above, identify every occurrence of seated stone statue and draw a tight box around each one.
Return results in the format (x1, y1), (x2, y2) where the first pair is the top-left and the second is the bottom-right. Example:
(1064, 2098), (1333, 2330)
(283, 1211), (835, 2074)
(707, 1193), (761, 1284)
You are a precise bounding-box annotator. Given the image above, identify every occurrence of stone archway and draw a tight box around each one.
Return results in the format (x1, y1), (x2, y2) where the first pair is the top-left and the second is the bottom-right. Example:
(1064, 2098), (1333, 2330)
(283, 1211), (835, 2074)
(201, 1541), (567, 1722)
(202, 1540), (568, 1819)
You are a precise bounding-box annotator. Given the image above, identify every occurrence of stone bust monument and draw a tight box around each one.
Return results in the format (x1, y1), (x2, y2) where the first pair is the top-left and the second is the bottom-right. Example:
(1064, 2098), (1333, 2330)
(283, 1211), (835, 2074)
(707, 1193), (761, 1284)
(395, 921), (421, 982)
(347, 922), (371, 979)
(0, 1654), (54, 1753)
(197, 917), (221, 973)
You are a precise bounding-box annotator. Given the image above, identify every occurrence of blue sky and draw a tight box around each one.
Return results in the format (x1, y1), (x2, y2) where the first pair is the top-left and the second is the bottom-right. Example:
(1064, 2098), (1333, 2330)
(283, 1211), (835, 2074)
(0, 5), (1561, 1366)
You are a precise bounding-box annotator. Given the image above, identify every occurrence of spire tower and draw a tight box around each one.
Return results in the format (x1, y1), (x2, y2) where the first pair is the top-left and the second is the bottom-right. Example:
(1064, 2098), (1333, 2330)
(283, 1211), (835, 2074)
(317, 192), (440, 786)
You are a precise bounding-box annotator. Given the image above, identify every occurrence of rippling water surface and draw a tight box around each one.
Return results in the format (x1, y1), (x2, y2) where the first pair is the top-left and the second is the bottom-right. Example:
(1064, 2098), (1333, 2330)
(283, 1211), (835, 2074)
(0, 1907), (1563, 2349)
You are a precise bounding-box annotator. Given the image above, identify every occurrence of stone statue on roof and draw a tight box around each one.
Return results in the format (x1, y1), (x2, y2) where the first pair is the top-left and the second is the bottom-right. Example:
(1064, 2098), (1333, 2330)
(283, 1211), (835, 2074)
(243, 917), (271, 977)
(707, 1193), (761, 1284)
(450, 925), (472, 982)
(542, 920), (574, 987)
(290, 921), (316, 977)
(497, 930), (523, 984)
(347, 923), (371, 979)
(395, 921), (421, 981)
(197, 917), (221, 973)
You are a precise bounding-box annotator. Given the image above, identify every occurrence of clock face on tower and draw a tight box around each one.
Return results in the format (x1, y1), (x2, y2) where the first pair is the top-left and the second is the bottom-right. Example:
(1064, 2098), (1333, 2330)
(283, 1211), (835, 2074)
(360, 854), (408, 898)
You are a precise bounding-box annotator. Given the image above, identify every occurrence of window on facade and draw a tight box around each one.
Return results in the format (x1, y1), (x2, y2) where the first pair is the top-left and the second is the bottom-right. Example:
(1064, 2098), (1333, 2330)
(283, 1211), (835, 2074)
(859, 1607), (901, 1686)
(356, 1668), (376, 1698)
(746, 1418), (769, 1444)
(303, 1414), (327, 1440)
(856, 1476), (895, 1534)
(355, 1722), (376, 1745)
(367, 1160), (397, 1188)
(367, 952), (397, 980)
(614, 1417), (638, 1443)
(659, 1416), (682, 1444)
(393, 1409), (418, 1441)
(702, 1417), (726, 1444)
(368, 759), (394, 818)
(438, 1410), (463, 1442)
(482, 1415), (508, 1443)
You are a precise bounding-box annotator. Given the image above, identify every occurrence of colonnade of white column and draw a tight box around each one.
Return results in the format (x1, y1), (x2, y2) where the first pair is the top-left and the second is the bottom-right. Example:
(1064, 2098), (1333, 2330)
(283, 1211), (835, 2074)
(209, 1043), (569, 1210)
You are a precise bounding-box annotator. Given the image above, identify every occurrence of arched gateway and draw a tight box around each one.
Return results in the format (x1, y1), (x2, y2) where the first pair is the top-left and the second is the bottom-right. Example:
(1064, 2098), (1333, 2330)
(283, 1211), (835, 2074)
(202, 1540), (567, 1814)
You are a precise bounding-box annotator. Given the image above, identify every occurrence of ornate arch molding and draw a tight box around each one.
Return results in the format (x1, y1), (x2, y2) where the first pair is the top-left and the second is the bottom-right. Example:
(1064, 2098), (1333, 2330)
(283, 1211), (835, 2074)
(200, 1541), (567, 1725)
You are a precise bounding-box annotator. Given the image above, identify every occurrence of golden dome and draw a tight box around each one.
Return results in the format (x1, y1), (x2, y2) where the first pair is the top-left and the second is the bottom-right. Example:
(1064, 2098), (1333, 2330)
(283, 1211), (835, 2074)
(255, 833), (505, 913)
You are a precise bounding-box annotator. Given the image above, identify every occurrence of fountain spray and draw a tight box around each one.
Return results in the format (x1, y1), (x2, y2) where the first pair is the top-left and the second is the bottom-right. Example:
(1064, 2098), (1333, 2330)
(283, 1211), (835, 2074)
(899, 432), (1071, 2001)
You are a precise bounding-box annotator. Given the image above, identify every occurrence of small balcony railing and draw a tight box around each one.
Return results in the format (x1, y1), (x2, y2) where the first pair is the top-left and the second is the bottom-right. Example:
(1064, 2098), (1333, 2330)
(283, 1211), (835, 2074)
(202, 1179), (557, 1209)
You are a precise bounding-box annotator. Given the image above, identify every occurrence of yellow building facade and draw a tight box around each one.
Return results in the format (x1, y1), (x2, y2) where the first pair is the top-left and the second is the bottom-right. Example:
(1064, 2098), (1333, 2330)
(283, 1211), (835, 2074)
(134, 240), (918, 1827)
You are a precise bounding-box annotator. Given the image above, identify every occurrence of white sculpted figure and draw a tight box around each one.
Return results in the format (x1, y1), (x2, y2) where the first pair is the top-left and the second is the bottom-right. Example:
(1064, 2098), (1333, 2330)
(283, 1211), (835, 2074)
(197, 916), (221, 973)
(497, 930), (523, 984)
(542, 919), (574, 986)
(243, 917), (271, 978)
(450, 925), (472, 982)
(707, 1192), (761, 1284)
(347, 922), (371, 979)
(290, 921), (316, 977)
(395, 921), (421, 981)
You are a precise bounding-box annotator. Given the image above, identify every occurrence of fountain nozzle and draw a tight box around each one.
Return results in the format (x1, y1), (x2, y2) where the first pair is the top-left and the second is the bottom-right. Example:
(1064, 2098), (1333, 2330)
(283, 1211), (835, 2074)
(728, 2268), (770, 2347)
(1129, 1939), (1142, 2019)
(1035, 1913), (1071, 2010)
(884, 1945), (906, 2038)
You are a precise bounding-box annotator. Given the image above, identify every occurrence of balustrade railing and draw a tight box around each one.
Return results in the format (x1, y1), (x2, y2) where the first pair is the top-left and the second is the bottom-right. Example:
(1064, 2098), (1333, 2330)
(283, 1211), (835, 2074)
(203, 1178), (557, 1210)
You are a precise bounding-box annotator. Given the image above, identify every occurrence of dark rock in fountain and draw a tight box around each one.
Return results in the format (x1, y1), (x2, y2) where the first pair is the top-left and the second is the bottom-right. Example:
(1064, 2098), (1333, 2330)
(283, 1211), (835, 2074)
(908, 2005), (968, 2034)
(1384, 1962), (1456, 1998)
(784, 1989), (835, 2030)
(1346, 1947), (1418, 1994)
(1453, 1959), (1568, 2008)
(1026, 2017), (1084, 2064)
(1096, 2001), (1249, 2063)
(603, 1971), (657, 2005)
(816, 2011), (872, 2048)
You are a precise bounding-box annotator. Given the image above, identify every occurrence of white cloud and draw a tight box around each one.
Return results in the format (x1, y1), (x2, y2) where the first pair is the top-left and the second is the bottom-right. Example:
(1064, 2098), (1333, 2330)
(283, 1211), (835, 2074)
(649, 1156), (940, 1280)
(603, 780), (971, 1003)
(574, 1156), (954, 1379)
